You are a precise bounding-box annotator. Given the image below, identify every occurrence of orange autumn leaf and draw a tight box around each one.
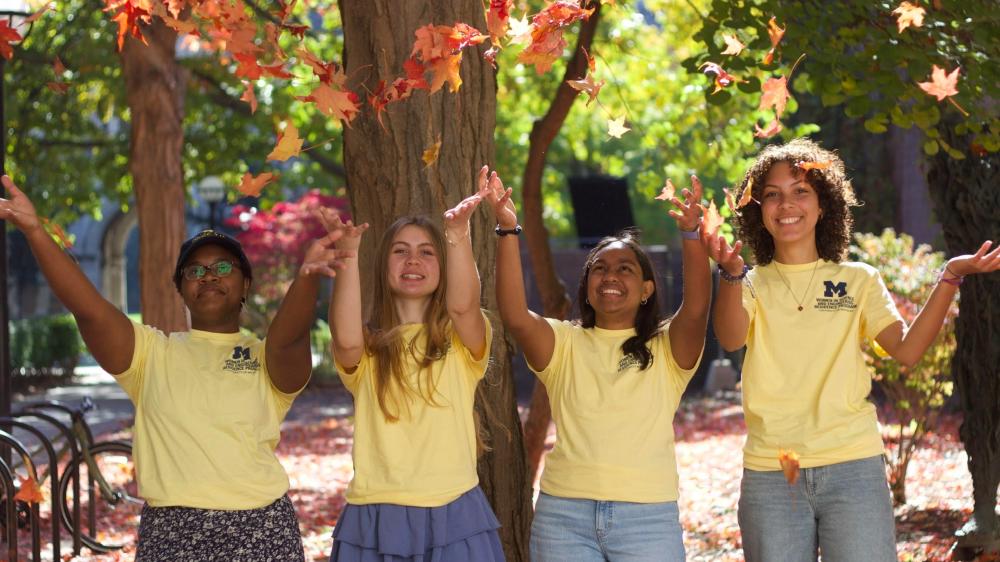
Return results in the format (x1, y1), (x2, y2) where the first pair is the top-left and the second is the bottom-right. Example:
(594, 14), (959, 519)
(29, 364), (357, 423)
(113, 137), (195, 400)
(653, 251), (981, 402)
(370, 77), (416, 128)
(796, 160), (832, 171)
(47, 56), (69, 93)
(760, 76), (790, 117)
(654, 179), (676, 201)
(237, 172), (274, 197)
(422, 138), (442, 167)
(234, 52), (264, 80)
(517, 1), (594, 74)
(724, 187), (737, 213)
(700, 62), (740, 94)
(738, 178), (755, 208)
(296, 47), (346, 87)
(762, 16), (785, 65)
(507, 13), (532, 45)
(267, 121), (304, 162)
(721, 33), (745, 56)
(778, 449), (800, 485)
(583, 47), (596, 73)
(754, 118), (783, 139)
(701, 200), (724, 234)
(567, 74), (605, 106)
(486, 0), (512, 45)
(892, 1), (925, 33)
(410, 22), (487, 93)
(14, 475), (44, 504)
(918, 65), (960, 101)
(105, 0), (152, 51)
(240, 81), (257, 114)
(41, 218), (73, 249)
(607, 116), (630, 139)
(0, 21), (22, 59)
(298, 84), (361, 125)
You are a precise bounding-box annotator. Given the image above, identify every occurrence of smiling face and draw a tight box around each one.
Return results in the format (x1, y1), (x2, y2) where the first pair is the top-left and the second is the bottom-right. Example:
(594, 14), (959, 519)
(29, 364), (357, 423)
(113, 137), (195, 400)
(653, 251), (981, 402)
(178, 244), (249, 330)
(386, 224), (442, 301)
(759, 161), (822, 256)
(585, 242), (655, 329)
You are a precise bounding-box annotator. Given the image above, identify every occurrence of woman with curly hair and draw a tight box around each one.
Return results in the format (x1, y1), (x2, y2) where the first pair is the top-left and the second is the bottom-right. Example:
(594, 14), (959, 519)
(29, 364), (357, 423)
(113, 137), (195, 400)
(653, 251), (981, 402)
(707, 138), (1000, 561)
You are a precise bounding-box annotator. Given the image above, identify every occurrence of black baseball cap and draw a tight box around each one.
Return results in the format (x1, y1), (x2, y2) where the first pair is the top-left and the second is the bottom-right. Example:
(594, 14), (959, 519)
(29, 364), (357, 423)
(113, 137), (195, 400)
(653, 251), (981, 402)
(173, 230), (253, 290)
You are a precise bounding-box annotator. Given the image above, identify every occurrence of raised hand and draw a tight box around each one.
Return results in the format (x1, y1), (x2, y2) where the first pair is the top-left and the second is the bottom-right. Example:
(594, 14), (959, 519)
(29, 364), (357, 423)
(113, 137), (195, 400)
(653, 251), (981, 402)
(315, 207), (368, 251)
(299, 232), (356, 278)
(485, 168), (517, 229)
(443, 165), (491, 233)
(666, 175), (703, 234)
(0, 175), (41, 233)
(705, 229), (745, 277)
(946, 241), (1000, 277)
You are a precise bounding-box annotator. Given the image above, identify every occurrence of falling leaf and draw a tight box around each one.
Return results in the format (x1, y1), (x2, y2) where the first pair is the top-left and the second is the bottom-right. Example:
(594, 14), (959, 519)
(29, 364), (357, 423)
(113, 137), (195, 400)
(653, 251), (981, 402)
(422, 138), (442, 167)
(0, 21), (22, 59)
(892, 1), (925, 33)
(267, 121), (304, 162)
(240, 81), (258, 114)
(762, 16), (785, 65)
(410, 22), (487, 93)
(583, 47), (596, 72)
(738, 178), (754, 207)
(297, 47), (346, 86)
(298, 84), (361, 125)
(486, 0), (512, 45)
(796, 160), (832, 171)
(701, 200), (724, 234)
(918, 65), (960, 101)
(754, 118), (783, 139)
(517, 2), (594, 74)
(237, 172), (274, 197)
(721, 33), (745, 56)
(41, 218), (73, 249)
(724, 187), (737, 213)
(567, 74), (605, 105)
(507, 14), (532, 45)
(654, 178), (676, 201)
(759, 76), (790, 117)
(14, 475), (44, 504)
(106, 1), (151, 51)
(370, 77), (416, 128)
(700, 62), (740, 94)
(778, 449), (800, 485)
(607, 116), (630, 138)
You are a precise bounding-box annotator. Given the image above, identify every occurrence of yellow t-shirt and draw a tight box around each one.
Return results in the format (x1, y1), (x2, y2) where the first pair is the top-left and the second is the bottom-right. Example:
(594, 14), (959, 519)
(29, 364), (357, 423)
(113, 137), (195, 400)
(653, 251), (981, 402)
(115, 322), (302, 510)
(740, 260), (903, 471)
(336, 311), (492, 507)
(529, 319), (701, 503)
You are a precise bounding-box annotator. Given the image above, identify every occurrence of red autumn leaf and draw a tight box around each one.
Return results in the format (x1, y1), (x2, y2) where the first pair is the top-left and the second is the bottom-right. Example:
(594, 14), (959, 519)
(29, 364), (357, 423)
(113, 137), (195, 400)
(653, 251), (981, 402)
(700, 62), (740, 94)
(701, 200), (724, 234)
(47, 56), (69, 93)
(759, 76), (790, 117)
(151, 1), (198, 36)
(240, 81), (258, 114)
(298, 84), (361, 125)
(237, 172), (275, 197)
(517, 1), (594, 74)
(105, 0), (151, 51)
(754, 118), (783, 139)
(275, 0), (296, 21)
(422, 138), (442, 167)
(567, 74), (605, 106)
(892, 1), (925, 33)
(296, 47), (346, 87)
(918, 65), (960, 101)
(654, 179), (676, 201)
(778, 449), (800, 485)
(607, 116), (630, 138)
(47, 81), (69, 93)
(0, 21), (22, 60)
(409, 23), (487, 93)
(234, 52), (264, 80)
(403, 57), (429, 90)
(721, 33), (745, 56)
(796, 160), (832, 171)
(14, 475), (45, 504)
(370, 78), (416, 128)
(267, 121), (304, 162)
(487, 0), (512, 46)
(762, 16), (785, 65)
(260, 61), (293, 79)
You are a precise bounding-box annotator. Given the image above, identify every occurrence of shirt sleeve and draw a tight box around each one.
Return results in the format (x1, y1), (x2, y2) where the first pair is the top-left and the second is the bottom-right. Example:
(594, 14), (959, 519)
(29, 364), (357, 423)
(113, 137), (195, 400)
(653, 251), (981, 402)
(658, 328), (703, 394)
(453, 309), (494, 382)
(528, 318), (570, 386)
(112, 321), (160, 405)
(741, 269), (758, 325)
(861, 267), (904, 341)
(334, 348), (369, 395)
(262, 338), (308, 411)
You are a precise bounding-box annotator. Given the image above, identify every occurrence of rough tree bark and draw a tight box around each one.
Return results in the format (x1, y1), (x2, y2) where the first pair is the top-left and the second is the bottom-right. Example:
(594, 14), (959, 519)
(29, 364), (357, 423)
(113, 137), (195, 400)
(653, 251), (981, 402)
(120, 20), (188, 333)
(520, 1), (602, 483)
(338, 1), (532, 558)
(926, 123), (1000, 537)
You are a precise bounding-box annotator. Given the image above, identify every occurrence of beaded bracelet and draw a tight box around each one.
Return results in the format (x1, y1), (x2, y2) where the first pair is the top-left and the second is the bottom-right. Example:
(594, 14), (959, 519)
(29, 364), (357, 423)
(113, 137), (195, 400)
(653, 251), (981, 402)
(718, 263), (749, 284)
(939, 265), (964, 287)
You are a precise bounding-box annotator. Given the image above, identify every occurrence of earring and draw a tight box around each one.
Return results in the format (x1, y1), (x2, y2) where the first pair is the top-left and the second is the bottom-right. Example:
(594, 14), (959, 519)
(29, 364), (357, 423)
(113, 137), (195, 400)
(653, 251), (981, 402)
(585, 298), (590, 305)
(640, 297), (648, 305)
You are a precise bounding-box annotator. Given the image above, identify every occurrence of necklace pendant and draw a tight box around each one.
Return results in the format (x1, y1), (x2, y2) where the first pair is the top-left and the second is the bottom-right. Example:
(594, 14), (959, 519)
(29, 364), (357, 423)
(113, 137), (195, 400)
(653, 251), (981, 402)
(797, 305), (804, 311)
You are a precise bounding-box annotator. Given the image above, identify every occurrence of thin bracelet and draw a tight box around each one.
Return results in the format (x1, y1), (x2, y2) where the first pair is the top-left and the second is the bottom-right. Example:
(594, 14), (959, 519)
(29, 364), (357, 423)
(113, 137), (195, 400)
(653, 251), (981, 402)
(939, 265), (964, 287)
(718, 263), (749, 284)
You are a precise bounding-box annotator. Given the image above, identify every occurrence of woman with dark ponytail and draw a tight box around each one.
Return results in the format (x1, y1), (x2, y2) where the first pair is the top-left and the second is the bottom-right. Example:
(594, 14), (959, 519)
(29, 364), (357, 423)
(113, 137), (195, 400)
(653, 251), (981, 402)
(489, 173), (712, 561)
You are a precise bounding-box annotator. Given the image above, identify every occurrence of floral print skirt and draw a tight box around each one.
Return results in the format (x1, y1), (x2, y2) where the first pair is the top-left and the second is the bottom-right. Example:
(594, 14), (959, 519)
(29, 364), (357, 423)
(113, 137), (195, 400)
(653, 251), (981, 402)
(135, 495), (304, 562)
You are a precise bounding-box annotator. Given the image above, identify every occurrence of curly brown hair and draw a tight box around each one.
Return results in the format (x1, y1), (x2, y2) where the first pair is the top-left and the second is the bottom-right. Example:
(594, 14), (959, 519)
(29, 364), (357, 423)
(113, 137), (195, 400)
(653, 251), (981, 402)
(734, 138), (859, 265)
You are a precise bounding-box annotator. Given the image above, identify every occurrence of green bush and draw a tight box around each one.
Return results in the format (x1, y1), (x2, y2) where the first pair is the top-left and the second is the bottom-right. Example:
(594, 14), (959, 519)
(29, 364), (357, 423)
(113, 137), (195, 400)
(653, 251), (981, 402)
(310, 319), (338, 382)
(850, 228), (956, 506)
(10, 314), (84, 378)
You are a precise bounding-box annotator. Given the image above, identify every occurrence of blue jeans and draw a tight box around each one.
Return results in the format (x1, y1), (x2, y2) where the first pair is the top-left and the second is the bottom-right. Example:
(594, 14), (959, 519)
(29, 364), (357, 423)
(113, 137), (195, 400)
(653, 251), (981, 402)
(738, 455), (896, 562)
(530, 493), (686, 562)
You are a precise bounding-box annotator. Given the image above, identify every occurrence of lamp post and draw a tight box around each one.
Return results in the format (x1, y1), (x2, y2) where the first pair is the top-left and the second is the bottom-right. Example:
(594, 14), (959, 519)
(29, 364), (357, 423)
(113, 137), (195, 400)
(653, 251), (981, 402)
(196, 175), (225, 231)
(0, 0), (33, 420)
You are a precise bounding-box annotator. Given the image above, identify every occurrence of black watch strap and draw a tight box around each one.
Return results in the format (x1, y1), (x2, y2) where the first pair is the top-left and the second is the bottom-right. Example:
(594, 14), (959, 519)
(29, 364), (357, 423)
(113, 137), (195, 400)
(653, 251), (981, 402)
(495, 224), (523, 236)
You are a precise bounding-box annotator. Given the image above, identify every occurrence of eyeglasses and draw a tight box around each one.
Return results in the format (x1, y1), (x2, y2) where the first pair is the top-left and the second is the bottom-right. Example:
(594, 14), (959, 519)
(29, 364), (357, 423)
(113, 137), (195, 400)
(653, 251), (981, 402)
(182, 260), (238, 281)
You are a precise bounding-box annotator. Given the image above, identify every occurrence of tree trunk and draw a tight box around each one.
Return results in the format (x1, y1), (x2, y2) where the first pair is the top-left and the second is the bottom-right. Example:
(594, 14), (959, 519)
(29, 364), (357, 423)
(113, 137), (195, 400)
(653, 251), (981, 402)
(338, 2), (531, 558)
(926, 123), (1000, 535)
(520, 1), (602, 483)
(120, 20), (188, 333)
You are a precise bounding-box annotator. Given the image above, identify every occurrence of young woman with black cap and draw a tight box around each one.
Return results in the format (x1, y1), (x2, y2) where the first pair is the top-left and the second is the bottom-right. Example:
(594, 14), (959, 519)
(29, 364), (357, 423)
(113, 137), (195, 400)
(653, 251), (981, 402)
(0, 175), (351, 560)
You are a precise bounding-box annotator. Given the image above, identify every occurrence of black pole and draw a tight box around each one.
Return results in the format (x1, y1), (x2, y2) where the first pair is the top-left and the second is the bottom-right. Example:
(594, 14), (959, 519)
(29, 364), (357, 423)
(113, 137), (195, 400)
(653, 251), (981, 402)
(208, 200), (217, 230)
(0, 56), (10, 422)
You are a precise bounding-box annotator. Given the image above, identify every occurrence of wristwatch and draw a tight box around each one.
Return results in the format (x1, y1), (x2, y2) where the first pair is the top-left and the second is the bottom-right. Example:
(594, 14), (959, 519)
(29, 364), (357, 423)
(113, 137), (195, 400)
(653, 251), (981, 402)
(495, 224), (523, 236)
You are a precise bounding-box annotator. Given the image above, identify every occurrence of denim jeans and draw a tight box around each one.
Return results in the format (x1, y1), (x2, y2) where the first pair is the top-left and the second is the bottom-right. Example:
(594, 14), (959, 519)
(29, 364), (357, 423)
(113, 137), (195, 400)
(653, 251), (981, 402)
(738, 455), (896, 562)
(530, 493), (686, 562)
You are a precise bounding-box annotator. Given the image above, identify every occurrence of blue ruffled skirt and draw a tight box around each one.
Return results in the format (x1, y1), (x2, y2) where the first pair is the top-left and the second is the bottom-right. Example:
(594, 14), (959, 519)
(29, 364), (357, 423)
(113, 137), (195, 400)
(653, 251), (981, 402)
(330, 486), (505, 562)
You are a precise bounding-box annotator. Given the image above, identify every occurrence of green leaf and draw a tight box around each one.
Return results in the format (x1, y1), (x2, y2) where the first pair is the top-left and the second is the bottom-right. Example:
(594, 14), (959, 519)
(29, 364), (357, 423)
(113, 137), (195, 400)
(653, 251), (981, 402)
(707, 90), (733, 105)
(737, 76), (761, 94)
(864, 114), (889, 134)
(923, 140), (940, 155)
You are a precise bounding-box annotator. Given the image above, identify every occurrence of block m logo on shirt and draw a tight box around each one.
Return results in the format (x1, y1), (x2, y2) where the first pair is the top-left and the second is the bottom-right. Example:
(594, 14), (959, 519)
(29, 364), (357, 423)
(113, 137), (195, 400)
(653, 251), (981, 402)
(823, 281), (848, 298)
(232, 346), (251, 361)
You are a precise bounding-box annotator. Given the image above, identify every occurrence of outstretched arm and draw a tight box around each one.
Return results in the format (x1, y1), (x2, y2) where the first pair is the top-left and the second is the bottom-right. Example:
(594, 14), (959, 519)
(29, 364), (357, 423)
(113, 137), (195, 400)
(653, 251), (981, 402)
(0, 176), (134, 374)
(319, 211), (368, 371)
(442, 167), (490, 359)
(877, 241), (1000, 367)
(705, 230), (749, 352)
(486, 170), (555, 371)
(265, 228), (353, 393)
(665, 177), (712, 370)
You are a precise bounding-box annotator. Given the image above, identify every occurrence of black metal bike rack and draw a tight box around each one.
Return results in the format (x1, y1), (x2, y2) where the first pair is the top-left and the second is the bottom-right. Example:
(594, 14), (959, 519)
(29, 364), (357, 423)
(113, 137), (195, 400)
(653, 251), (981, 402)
(0, 429), (43, 562)
(0, 418), (61, 561)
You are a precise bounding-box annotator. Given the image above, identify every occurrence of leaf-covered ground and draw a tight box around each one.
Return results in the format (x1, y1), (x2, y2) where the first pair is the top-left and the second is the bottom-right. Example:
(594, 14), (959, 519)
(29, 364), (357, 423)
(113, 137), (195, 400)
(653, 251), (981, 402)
(15, 392), (976, 561)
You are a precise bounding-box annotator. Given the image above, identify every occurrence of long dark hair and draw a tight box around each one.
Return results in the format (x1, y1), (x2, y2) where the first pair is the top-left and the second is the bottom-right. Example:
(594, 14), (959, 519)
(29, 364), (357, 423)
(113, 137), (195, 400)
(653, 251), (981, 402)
(575, 228), (665, 370)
